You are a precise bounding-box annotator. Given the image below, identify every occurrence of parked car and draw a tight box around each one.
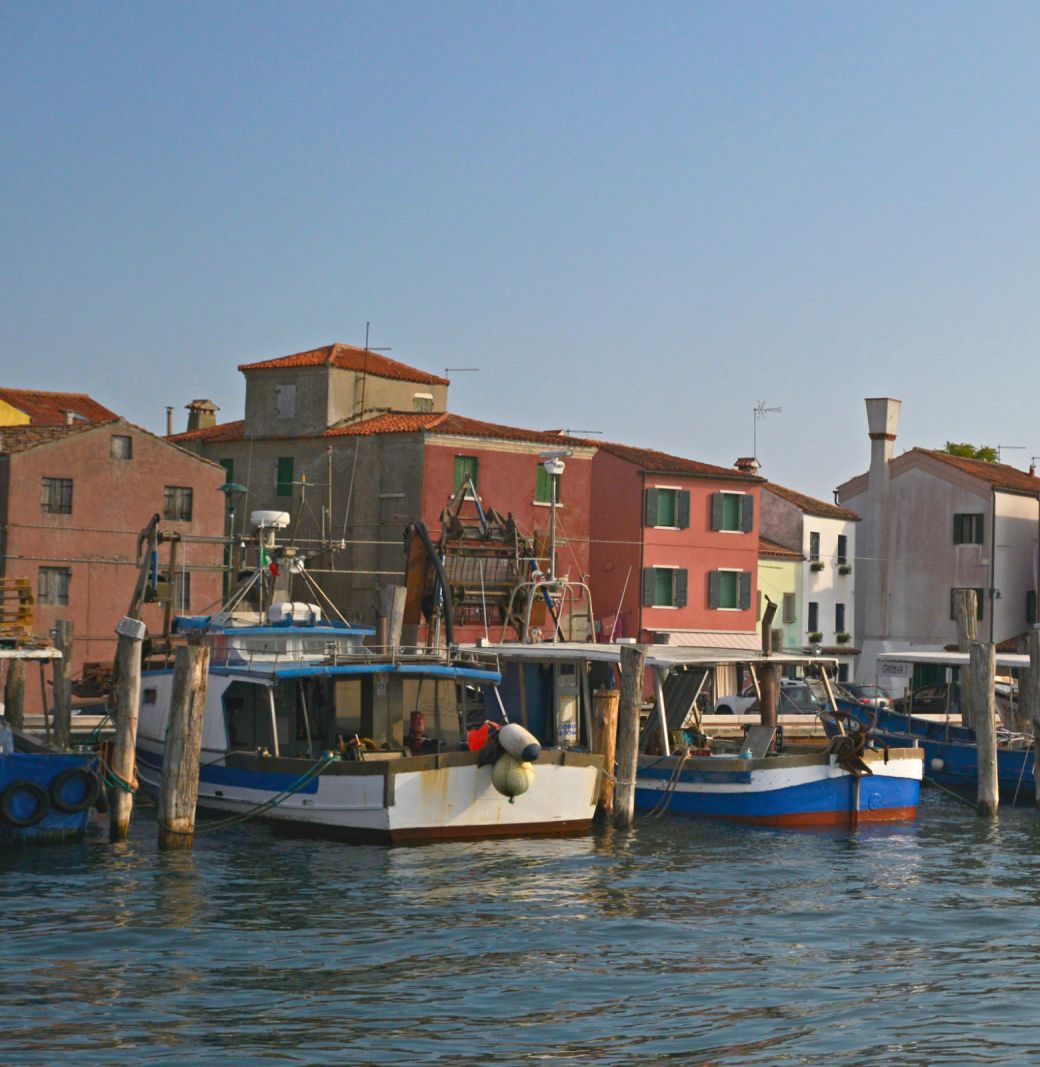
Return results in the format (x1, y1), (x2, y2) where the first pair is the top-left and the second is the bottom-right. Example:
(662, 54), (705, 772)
(716, 679), (823, 715)
(893, 683), (960, 715)
(841, 682), (895, 709)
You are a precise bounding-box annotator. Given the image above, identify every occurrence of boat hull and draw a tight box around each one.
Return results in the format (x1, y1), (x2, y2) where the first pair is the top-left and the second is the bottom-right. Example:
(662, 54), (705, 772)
(0, 751), (99, 845)
(634, 748), (923, 827)
(136, 740), (602, 845)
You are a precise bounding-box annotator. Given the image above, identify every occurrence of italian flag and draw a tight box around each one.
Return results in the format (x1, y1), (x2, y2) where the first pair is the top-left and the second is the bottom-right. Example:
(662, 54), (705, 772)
(260, 546), (280, 577)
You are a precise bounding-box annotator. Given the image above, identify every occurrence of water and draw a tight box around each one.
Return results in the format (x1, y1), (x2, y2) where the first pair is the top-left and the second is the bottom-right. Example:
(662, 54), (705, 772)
(4, 789), (1040, 1065)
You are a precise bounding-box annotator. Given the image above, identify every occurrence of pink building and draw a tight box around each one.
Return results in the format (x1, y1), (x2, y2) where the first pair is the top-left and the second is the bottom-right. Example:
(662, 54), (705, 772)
(589, 442), (763, 647)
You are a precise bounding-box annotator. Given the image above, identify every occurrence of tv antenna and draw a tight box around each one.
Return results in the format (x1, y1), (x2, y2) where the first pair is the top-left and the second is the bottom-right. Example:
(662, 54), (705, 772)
(753, 400), (782, 460)
(358, 322), (391, 417)
(445, 367), (479, 379)
(997, 444), (1025, 463)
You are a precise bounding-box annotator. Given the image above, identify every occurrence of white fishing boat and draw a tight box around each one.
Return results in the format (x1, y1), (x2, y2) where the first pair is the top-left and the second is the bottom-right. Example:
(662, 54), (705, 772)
(135, 512), (601, 844)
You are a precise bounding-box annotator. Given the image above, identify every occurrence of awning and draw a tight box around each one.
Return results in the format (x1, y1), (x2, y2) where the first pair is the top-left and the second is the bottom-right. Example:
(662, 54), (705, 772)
(655, 630), (761, 650)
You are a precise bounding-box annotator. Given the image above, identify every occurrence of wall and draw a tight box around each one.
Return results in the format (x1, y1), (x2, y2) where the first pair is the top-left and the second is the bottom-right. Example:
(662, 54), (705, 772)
(801, 515), (856, 646)
(994, 491), (1039, 643)
(757, 557), (801, 650)
(243, 367), (331, 438)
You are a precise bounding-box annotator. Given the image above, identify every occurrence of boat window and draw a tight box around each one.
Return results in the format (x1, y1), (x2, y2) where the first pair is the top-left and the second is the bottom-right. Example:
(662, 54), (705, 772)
(224, 681), (275, 752)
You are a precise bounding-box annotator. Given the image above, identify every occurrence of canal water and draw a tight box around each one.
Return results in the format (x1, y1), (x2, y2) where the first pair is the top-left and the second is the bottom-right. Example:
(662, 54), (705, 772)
(3, 788), (1040, 1065)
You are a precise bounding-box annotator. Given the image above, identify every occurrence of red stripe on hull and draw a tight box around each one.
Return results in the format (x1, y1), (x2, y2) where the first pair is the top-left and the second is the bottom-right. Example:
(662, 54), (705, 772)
(264, 817), (595, 846)
(689, 806), (919, 828)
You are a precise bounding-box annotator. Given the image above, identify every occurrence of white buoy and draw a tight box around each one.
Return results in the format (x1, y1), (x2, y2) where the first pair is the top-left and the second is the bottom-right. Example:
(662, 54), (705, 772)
(930, 757), (945, 772)
(497, 722), (541, 763)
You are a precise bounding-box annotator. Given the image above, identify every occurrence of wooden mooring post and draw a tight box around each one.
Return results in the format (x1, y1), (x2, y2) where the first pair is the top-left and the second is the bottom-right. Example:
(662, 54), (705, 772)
(592, 688), (620, 818)
(1030, 628), (1040, 807)
(110, 616), (146, 841)
(158, 645), (209, 850)
(970, 640), (998, 816)
(51, 619), (74, 751)
(4, 659), (25, 730)
(954, 589), (978, 730)
(615, 643), (647, 828)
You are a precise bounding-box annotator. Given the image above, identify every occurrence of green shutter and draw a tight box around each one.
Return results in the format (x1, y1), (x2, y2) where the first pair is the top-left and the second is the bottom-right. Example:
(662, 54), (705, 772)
(454, 456), (478, 492)
(644, 488), (659, 527)
(535, 464), (550, 503)
(708, 570), (721, 608)
(641, 567), (655, 606)
(741, 495), (754, 533)
(710, 493), (723, 531)
(739, 572), (752, 610)
(953, 514), (963, 543)
(276, 457), (293, 497)
(675, 569), (688, 608)
(1028, 590), (1037, 625)
(219, 458), (234, 482)
(677, 490), (690, 529)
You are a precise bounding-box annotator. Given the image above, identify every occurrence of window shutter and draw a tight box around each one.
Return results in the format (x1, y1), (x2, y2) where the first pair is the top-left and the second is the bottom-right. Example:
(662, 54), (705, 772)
(644, 489), (659, 527)
(739, 572), (752, 610)
(641, 567), (655, 606)
(708, 570), (721, 608)
(677, 490), (690, 530)
(741, 495), (754, 533)
(953, 514), (962, 543)
(1028, 590), (1037, 625)
(710, 493), (723, 531)
(276, 457), (294, 497)
(675, 569), (688, 608)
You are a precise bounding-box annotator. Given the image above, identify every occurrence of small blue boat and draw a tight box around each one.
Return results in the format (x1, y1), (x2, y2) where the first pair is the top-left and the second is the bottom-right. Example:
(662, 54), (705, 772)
(0, 722), (100, 845)
(822, 703), (1036, 805)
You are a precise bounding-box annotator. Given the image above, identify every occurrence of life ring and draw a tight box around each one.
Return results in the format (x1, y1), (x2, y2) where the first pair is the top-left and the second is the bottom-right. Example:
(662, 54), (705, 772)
(50, 767), (100, 814)
(0, 781), (50, 828)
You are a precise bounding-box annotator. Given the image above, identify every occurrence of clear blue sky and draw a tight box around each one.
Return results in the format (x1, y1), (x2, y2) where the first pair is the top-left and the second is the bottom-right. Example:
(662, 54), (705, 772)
(4, 1), (1040, 499)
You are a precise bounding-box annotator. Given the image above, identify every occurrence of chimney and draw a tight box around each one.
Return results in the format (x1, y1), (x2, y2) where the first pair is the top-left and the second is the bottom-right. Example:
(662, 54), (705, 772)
(185, 399), (219, 432)
(865, 397), (901, 472)
(166, 406), (174, 437)
(64, 410), (75, 426)
(734, 456), (761, 475)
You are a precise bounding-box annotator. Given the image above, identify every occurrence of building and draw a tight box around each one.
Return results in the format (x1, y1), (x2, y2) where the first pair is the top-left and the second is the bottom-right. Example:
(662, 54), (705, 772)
(0, 388), (117, 427)
(757, 537), (804, 653)
(0, 418), (225, 710)
(589, 442), (763, 647)
(837, 397), (1040, 685)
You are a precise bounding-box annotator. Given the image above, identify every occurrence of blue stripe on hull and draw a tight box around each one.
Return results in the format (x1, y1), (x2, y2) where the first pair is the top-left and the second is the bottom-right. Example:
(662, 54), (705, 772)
(0, 752), (97, 844)
(635, 773), (919, 823)
(137, 746), (320, 794)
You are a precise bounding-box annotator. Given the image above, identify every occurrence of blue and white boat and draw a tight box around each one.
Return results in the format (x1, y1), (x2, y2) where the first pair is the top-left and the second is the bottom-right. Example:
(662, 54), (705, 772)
(135, 513), (602, 844)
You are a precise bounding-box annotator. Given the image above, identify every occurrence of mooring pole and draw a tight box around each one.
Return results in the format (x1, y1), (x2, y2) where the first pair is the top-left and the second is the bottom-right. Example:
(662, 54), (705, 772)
(1030, 628), (1040, 807)
(158, 644), (210, 850)
(971, 640), (998, 817)
(4, 659), (25, 730)
(592, 687), (620, 818)
(955, 589), (978, 730)
(52, 619), (74, 751)
(615, 643), (647, 828)
(110, 616), (145, 841)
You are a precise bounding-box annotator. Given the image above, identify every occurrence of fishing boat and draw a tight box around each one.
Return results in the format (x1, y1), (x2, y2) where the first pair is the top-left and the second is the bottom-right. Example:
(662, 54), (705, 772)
(135, 512), (602, 844)
(478, 642), (924, 827)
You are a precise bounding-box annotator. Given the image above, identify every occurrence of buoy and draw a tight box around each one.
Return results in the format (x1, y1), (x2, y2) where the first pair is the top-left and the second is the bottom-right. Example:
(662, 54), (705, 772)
(497, 722), (541, 763)
(930, 757), (945, 772)
(491, 753), (535, 803)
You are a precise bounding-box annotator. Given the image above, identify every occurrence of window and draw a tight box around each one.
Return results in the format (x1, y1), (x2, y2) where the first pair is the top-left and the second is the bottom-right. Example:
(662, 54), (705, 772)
(782, 592), (796, 624)
(708, 569), (752, 610)
(1029, 590), (1037, 626)
(219, 458), (235, 482)
(807, 601), (819, 632)
(837, 535), (848, 566)
(835, 603), (846, 632)
(275, 383), (296, 419)
(950, 587), (985, 621)
(454, 456), (478, 493)
(809, 532), (821, 562)
(275, 457), (294, 498)
(535, 464), (562, 504)
(41, 477), (73, 515)
(710, 491), (753, 532)
(38, 566), (70, 606)
(953, 513), (984, 545)
(111, 435), (132, 460)
(645, 487), (690, 528)
(163, 485), (194, 521)
(413, 393), (434, 413)
(641, 566), (688, 608)
(142, 688), (157, 705)
(838, 664), (850, 683)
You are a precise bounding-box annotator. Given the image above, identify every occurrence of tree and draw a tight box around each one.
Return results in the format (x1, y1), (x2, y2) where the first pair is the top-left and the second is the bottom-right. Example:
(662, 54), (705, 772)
(943, 442), (998, 462)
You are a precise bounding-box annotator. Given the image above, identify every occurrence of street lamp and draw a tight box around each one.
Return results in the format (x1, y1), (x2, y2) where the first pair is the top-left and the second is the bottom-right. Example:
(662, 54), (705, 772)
(217, 482), (247, 598)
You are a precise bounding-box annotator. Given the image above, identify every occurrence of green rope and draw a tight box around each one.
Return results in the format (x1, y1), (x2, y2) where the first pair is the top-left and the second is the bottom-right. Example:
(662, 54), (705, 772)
(159, 751), (339, 835)
(923, 773), (977, 809)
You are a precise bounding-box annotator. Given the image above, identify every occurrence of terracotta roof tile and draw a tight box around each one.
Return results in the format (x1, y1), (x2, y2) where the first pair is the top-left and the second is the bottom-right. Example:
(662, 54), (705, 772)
(0, 422), (99, 454)
(238, 344), (449, 386)
(759, 537), (804, 561)
(596, 441), (762, 482)
(917, 448), (1040, 495)
(170, 420), (247, 443)
(324, 411), (588, 446)
(763, 482), (859, 521)
(0, 388), (117, 426)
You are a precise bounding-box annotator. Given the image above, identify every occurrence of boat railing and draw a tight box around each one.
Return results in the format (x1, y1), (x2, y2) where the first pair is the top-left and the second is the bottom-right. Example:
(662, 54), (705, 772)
(203, 641), (501, 675)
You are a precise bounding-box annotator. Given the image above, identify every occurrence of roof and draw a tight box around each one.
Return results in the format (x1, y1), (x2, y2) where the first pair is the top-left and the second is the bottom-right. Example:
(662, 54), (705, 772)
(596, 441), (762, 483)
(0, 388), (117, 426)
(0, 422), (98, 454)
(171, 419), (246, 444)
(324, 411), (590, 446)
(238, 344), (450, 386)
(759, 537), (804, 561)
(763, 482), (859, 521)
(916, 448), (1040, 495)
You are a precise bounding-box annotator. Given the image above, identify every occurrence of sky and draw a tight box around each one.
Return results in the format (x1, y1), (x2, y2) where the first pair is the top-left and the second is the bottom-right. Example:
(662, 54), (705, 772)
(4, 1), (1040, 500)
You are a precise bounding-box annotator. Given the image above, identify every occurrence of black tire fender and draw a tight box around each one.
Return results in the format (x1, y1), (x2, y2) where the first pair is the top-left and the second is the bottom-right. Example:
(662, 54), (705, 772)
(0, 781), (50, 828)
(49, 767), (100, 814)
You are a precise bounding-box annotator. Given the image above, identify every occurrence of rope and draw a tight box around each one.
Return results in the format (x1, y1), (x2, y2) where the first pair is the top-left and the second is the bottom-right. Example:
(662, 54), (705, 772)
(922, 774), (978, 809)
(157, 751), (338, 835)
(97, 748), (138, 794)
(645, 748), (693, 818)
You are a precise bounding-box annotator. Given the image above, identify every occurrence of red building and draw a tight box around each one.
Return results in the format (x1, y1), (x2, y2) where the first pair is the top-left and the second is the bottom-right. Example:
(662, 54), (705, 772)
(0, 418), (226, 710)
(589, 442), (763, 647)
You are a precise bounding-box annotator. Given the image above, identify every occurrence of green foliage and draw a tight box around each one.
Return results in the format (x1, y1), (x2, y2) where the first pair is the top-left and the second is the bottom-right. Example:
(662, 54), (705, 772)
(943, 442), (998, 462)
